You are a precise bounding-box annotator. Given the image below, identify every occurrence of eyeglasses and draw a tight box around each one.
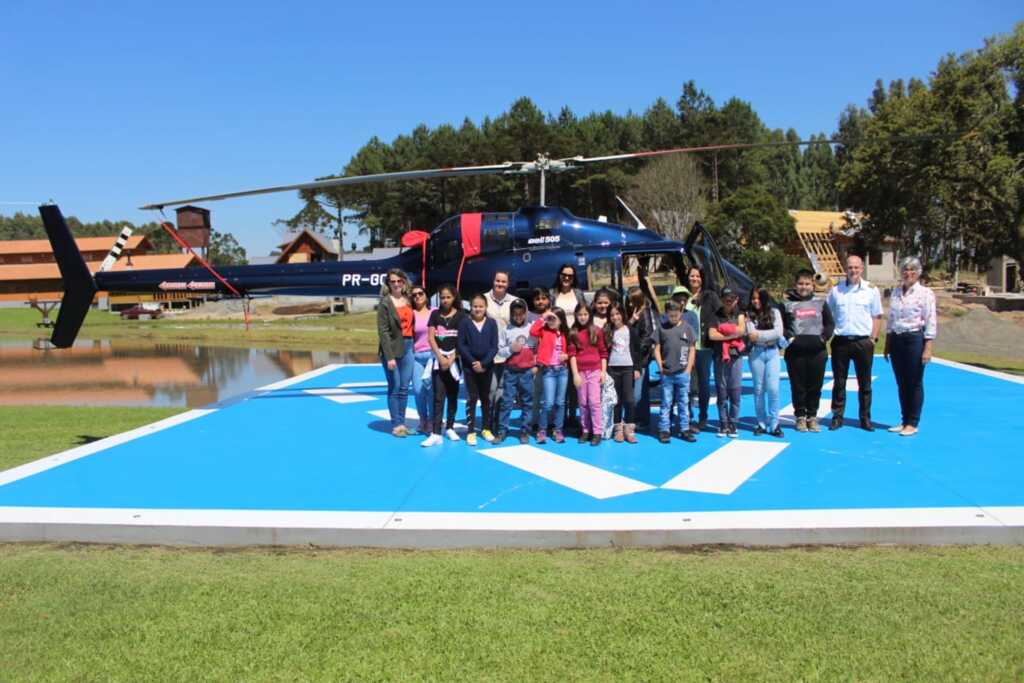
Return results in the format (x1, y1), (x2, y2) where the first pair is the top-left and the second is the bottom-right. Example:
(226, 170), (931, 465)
(412, 291), (426, 297)
(388, 279), (404, 285)
(560, 272), (573, 279)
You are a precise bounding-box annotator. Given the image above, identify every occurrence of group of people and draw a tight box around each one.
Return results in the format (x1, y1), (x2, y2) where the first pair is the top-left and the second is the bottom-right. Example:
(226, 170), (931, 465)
(376, 253), (937, 448)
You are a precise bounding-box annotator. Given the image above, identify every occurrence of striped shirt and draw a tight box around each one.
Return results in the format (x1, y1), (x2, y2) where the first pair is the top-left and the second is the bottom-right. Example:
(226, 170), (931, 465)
(887, 282), (937, 339)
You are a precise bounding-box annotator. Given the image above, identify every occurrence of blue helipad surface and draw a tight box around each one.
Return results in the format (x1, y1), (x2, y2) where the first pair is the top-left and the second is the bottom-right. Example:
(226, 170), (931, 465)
(1, 358), (1022, 547)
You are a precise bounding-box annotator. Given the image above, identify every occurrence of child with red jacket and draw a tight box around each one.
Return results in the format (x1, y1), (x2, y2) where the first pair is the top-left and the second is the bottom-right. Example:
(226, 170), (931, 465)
(529, 307), (571, 443)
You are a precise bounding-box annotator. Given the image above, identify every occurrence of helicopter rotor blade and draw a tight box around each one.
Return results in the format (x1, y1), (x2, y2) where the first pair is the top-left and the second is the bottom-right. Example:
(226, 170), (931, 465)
(139, 161), (533, 210)
(557, 139), (842, 167)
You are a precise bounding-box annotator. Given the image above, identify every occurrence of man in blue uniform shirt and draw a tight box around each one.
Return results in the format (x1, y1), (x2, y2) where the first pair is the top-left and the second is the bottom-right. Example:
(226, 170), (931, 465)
(826, 254), (883, 431)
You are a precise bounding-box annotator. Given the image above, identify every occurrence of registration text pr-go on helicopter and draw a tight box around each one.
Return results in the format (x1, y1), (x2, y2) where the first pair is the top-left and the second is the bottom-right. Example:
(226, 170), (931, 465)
(39, 140), (826, 348)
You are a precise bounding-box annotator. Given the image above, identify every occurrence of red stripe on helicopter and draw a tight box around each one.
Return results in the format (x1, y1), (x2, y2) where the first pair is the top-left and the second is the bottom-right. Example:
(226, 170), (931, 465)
(460, 213), (482, 258)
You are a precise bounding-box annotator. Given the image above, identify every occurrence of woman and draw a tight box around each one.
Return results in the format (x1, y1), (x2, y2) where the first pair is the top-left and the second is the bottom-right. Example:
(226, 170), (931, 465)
(423, 284), (465, 447)
(549, 264), (587, 315)
(377, 268), (415, 437)
(457, 293), (499, 446)
(746, 287), (784, 437)
(410, 285), (434, 434)
(884, 256), (937, 437)
(530, 307), (571, 444)
(608, 302), (642, 443)
(686, 265), (721, 432)
(708, 288), (745, 438)
(627, 286), (657, 433)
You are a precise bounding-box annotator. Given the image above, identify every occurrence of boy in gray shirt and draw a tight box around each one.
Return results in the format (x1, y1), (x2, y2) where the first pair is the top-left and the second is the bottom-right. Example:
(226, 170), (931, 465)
(654, 300), (698, 443)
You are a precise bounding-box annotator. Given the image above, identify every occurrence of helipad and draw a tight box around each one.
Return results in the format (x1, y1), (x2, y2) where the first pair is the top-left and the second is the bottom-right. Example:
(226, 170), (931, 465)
(1, 358), (1022, 547)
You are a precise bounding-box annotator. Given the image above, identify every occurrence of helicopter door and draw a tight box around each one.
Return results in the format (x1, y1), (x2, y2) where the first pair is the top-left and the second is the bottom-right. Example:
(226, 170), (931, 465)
(683, 222), (732, 293)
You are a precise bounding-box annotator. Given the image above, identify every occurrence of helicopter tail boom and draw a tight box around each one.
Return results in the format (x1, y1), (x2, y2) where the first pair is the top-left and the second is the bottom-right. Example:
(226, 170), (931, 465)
(39, 204), (99, 348)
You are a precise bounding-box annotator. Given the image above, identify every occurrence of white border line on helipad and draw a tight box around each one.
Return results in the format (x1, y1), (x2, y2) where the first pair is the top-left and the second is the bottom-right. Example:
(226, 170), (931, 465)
(931, 356), (1024, 384)
(0, 505), (1021, 547)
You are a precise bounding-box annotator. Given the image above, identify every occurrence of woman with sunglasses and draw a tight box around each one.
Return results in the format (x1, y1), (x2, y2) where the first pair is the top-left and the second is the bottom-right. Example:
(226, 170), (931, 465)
(409, 285), (435, 434)
(377, 268), (415, 437)
(549, 264), (587, 316)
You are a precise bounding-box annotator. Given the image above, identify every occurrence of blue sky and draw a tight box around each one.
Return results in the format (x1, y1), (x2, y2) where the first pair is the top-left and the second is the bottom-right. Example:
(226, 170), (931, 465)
(1, 1), (1019, 257)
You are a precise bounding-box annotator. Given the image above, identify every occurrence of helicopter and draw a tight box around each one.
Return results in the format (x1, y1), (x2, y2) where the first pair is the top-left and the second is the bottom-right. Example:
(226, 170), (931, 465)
(40, 140), (837, 348)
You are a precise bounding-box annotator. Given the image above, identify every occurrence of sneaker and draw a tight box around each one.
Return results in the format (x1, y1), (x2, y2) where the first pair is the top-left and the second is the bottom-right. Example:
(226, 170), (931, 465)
(658, 432), (671, 444)
(466, 433), (478, 446)
(420, 433), (442, 447)
(727, 423), (739, 438)
(888, 424), (906, 433)
(445, 428), (461, 442)
(808, 417), (821, 433)
(753, 425), (766, 436)
(493, 431), (507, 444)
(536, 430), (547, 444)
(769, 426), (785, 438)
(680, 431), (697, 443)
(716, 427), (727, 438)
(795, 416), (808, 433)
(590, 435), (601, 447)
(481, 429), (496, 443)
(900, 425), (919, 437)
(578, 432), (590, 445)
(519, 431), (530, 444)
(392, 425), (408, 438)
(828, 417), (843, 431)
(553, 430), (565, 444)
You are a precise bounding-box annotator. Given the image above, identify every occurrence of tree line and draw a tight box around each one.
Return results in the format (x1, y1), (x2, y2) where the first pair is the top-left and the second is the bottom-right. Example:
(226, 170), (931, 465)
(285, 22), (1022, 287)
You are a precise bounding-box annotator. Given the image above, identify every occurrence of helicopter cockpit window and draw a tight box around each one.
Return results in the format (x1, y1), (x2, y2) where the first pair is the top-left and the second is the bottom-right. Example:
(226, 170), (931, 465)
(535, 217), (557, 232)
(481, 225), (511, 254)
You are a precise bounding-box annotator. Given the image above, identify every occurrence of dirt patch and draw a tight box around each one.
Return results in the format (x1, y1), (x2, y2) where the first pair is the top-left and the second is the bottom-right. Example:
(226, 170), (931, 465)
(934, 305), (1024, 360)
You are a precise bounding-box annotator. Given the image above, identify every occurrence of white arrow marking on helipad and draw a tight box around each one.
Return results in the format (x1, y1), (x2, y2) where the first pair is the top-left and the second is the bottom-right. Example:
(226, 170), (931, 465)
(478, 445), (655, 500)
(661, 440), (789, 495)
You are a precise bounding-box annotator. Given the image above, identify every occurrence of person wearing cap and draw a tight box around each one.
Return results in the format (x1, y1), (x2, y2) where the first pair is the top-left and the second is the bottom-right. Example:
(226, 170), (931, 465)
(708, 287), (746, 437)
(496, 298), (536, 444)
(827, 255), (883, 431)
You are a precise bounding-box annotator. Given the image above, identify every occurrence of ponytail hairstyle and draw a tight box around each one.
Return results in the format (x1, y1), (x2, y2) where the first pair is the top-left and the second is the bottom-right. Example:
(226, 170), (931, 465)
(572, 302), (598, 349)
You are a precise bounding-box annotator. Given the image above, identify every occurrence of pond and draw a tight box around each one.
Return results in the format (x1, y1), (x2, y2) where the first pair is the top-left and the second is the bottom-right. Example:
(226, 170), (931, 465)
(0, 339), (377, 407)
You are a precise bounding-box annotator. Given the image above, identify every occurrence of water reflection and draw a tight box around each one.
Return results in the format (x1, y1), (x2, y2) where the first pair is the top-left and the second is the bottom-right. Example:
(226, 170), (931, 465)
(0, 339), (376, 407)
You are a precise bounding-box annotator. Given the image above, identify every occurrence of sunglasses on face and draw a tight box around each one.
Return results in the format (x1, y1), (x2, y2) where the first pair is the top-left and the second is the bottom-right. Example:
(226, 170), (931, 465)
(412, 291), (426, 297)
(388, 279), (404, 285)
(560, 273), (573, 279)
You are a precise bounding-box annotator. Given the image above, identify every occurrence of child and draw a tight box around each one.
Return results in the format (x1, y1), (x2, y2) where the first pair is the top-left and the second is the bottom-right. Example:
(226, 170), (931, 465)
(530, 307), (571, 444)
(654, 300), (698, 444)
(423, 284), (465, 447)
(607, 303), (642, 444)
(569, 303), (608, 446)
(528, 287), (550, 432)
(457, 293), (499, 446)
(746, 286), (785, 437)
(782, 269), (835, 433)
(708, 288), (746, 438)
(497, 299), (536, 444)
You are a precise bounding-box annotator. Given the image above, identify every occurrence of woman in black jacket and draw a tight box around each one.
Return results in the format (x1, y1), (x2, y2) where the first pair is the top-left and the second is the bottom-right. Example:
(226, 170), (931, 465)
(686, 265), (722, 432)
(377, 268), (414, 437)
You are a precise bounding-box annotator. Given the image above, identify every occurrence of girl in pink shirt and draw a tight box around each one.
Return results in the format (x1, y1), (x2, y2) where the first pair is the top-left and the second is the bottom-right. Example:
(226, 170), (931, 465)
(410, 286), (435, 434)
(569, 303), (608, 446)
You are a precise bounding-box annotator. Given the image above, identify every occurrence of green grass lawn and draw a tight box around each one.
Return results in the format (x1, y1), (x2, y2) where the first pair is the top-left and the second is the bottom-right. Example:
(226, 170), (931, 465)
(2, 406), (1024, 680)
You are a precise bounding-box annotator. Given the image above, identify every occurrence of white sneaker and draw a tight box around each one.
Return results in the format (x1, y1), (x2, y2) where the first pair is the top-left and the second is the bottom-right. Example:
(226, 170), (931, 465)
(888, 424), (905, 433)
(421, 433), (442, 447)
(445, 428), (461, 441)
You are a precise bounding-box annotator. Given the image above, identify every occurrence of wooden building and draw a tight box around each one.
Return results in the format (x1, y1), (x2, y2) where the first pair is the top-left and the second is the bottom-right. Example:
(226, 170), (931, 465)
(275, 229), (338, 264)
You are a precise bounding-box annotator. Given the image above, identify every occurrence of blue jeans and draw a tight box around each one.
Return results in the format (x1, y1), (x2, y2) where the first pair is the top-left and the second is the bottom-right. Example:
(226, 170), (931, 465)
(714, 355), (743, 426)
(411, 349), (434, 425)
(890, 331), (926, 427)
(659, 371), (691, 434)
(689, 348), (714, 424)
(381, 339), (415, 428)
(748, 346), (780, 430)
(539, 365), (568, 432)
(634, 366), (651, 430)
(498, 367), (534, 434)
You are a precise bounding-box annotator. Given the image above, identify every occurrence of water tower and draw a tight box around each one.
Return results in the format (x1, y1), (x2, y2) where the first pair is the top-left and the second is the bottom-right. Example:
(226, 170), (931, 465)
(175, 205), (211, 257)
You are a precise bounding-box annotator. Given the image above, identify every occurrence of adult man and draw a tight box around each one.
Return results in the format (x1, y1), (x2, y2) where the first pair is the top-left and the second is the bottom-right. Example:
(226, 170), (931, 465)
(826, 255), (883, 431)
(485, 271), (522, 425)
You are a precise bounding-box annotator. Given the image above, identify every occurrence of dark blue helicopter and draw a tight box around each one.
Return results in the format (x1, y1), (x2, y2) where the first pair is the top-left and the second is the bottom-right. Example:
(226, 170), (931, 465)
(40, 145), (775, 348)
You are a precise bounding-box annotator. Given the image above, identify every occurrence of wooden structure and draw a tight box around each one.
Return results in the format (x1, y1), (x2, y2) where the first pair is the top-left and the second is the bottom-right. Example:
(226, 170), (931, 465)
(789, 210), (846, 284)
(275, 229), (338, 264)
(175, 205), (211, 253)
